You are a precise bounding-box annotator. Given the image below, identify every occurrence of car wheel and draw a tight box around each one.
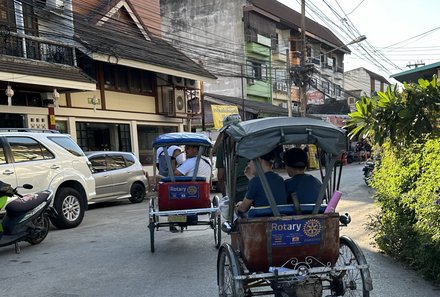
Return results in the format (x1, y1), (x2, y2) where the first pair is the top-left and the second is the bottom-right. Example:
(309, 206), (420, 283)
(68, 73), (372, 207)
(129, 182), (146, 203)
(50, 187), (85, 229)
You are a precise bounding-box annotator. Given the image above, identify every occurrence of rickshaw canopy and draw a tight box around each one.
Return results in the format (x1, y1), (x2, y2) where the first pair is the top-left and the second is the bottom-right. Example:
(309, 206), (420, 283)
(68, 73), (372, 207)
(153, 132), (213, 148)
(220, 117), (346, 160)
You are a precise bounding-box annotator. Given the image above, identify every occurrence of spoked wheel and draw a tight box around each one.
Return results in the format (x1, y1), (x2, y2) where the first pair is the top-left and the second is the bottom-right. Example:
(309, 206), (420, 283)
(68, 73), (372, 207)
(217, 243), (244, 297)
(27, 214), (50, 245)
(148, 198), (158, 253)
(333, 235), (373, 296)
(212, 196), (222, 249)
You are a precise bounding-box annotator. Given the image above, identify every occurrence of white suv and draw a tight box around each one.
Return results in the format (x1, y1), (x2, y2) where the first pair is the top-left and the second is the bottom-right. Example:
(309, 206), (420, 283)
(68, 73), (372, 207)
(0, 129), (95, 229)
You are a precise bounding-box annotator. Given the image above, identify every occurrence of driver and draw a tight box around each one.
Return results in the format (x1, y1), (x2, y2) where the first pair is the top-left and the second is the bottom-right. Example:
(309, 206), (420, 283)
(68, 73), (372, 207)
(174, 145), (212, 181)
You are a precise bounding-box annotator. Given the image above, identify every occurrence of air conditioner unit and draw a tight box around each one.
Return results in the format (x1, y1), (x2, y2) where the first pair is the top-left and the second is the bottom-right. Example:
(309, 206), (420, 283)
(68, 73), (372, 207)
(41, 92), (54, 106)
(172, 76), (185, 87)
(185, 79), (198, 89)
(174, 89), (187, 115)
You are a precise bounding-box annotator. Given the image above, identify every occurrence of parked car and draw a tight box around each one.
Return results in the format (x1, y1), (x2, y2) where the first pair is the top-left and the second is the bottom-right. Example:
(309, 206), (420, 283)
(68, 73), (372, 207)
(0, 129), (96, 229)
(85, 151), (147, 204)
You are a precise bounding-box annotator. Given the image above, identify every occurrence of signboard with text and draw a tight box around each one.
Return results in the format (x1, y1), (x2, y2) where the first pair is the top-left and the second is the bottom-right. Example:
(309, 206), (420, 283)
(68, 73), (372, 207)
(211, 105), (239, 129)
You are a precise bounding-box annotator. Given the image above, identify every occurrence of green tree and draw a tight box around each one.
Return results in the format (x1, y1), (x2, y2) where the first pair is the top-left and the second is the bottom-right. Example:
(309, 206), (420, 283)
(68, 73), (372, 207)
(345, 76), (440, 146)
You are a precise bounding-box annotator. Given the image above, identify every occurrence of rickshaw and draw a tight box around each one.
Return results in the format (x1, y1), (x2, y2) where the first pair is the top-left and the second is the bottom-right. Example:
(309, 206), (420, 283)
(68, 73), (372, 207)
(148, 132), (221, 253)
(216, 117), (373, 297)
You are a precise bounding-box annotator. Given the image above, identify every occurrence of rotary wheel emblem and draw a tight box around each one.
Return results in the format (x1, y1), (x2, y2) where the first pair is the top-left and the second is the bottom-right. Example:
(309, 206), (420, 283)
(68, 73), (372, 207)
(187, 185), (197, 195)
(303, 219), (321, 237)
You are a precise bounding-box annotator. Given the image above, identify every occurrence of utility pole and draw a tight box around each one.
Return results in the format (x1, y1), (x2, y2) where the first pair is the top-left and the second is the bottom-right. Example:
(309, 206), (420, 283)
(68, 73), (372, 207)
(286, 48), (292, 117)
(300, 0), (307, 117)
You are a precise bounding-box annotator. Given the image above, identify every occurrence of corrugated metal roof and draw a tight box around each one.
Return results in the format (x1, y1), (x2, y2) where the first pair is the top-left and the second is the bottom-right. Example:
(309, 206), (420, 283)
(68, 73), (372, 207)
(391, 61), (440, 83)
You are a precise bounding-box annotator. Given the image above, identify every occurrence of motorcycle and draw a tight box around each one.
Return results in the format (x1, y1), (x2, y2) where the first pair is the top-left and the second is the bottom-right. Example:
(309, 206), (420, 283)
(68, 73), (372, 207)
(0, 181), (56, 253)
(362, 159), (375, 186)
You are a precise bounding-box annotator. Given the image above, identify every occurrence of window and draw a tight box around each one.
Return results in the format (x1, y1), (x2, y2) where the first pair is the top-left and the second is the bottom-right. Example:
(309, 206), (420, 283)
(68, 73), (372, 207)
(100, 63), (154, 95)
(89, 155), (107, 173)
(123, 154), (135, 166)
(107, 155), (126, 171)
(0, 0), (15, 26)
(103, 63), (116, 89)
(0, 143), (6, 164)
(374, 80), (381, 92)
(49, 136), (85, 156)
(137, 125), (177, 165)
(7, 137), (54, 163)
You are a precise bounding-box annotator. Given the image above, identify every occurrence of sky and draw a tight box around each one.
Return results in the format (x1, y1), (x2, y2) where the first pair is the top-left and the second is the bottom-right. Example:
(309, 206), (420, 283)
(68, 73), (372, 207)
(277, 0), (440, 81)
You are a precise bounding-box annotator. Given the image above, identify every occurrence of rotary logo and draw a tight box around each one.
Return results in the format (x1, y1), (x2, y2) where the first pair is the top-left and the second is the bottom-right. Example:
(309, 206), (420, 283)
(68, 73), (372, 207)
(187, 185), (198, 195)
(303, 219), (321, 237)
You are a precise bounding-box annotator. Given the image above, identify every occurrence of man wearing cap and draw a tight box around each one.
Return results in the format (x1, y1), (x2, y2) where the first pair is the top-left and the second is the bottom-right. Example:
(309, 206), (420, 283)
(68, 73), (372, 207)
(236, 151), (287, 215)
(283, 148), (322, 204)
(215, 114), (249, 200)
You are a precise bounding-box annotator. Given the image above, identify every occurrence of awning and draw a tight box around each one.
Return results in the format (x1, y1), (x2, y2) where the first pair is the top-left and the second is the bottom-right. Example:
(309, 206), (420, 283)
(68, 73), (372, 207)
(0, 57), (96, 91)
(204, 93), (288, 116)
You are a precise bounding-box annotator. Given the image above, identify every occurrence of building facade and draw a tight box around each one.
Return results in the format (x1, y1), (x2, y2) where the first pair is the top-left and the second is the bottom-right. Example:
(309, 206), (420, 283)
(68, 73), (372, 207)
(160, 0), (348, 122)
(0, 0), (215, 169)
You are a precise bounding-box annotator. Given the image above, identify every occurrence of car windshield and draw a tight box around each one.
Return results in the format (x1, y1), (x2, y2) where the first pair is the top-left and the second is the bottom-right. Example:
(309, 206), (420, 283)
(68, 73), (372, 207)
(48, 136), (85, 157)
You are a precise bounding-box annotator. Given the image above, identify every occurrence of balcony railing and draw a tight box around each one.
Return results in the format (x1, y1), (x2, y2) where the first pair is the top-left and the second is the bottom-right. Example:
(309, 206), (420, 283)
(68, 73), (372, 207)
(0, 32), (75, 66)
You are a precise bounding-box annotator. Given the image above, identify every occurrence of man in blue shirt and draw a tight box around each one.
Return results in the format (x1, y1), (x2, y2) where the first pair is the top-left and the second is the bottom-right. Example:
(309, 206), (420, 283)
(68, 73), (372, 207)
(236, 151), (287, 215)
(284, 148), (322, 204)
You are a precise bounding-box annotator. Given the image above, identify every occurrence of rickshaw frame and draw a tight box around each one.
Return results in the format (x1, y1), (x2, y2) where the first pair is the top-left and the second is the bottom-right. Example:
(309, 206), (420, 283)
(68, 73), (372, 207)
(215, 117), (373, 297)
(148, 132), (221, 253)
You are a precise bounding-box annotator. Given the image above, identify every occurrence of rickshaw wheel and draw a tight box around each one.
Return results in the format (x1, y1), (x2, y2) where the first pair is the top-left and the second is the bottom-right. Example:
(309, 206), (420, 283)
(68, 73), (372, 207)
(217, 243), (244, 297)
(212, 196), (222, 249)
(148, 198), (158, 253)
(333, 235), (372, 296)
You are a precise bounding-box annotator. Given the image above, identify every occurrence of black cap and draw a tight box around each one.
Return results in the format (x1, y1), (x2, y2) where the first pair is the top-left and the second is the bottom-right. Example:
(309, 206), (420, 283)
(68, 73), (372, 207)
(283, 148), (308, 168)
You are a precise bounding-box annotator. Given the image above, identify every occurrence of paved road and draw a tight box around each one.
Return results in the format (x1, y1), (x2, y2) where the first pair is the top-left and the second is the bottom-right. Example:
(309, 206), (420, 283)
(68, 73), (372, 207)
(0, 163), (439, 296)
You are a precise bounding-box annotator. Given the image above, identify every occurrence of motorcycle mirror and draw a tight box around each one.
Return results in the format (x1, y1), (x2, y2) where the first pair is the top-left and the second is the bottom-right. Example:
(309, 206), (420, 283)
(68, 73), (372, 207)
(23, 184), (33, 190)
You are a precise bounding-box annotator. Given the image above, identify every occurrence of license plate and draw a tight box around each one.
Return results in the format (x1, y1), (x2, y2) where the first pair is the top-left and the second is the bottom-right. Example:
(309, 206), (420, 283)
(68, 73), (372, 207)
(168, 215), (187, 223)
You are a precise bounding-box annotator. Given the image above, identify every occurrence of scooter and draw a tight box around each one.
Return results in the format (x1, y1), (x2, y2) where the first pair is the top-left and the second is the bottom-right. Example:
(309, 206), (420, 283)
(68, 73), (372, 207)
(0, 181), (56, 253)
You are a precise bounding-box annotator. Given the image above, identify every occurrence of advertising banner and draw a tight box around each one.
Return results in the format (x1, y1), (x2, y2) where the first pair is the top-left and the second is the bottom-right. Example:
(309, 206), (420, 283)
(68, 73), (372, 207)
(211, 105), (239, 129)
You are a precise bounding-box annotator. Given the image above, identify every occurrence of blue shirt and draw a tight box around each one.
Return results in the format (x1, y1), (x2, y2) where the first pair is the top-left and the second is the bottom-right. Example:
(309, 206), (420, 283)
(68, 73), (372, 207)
(245, 171), (287, 207)
(285, 174), (322, 204)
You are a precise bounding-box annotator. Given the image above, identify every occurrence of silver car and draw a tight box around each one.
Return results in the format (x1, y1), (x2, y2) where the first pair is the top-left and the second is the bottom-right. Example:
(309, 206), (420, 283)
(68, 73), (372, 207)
(85, 151), (147, 204)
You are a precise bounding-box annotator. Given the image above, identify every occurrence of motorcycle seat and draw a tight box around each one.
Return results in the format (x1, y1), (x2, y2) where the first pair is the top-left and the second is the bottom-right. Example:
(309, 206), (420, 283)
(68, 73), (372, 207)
(5, 191), (51, 217)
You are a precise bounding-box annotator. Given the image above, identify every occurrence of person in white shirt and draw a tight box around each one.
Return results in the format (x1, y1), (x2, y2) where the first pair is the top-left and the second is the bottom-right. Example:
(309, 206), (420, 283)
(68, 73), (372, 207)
(157, 145), (185, 177)
(174, 145), (211, 181)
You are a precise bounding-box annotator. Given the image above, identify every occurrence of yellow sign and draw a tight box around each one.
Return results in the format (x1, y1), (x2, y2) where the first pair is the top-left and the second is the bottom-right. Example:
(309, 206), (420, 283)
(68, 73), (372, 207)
(211, 105), (239, 129)
(308, 144), (319, 169)
(49, 114), (56, 126)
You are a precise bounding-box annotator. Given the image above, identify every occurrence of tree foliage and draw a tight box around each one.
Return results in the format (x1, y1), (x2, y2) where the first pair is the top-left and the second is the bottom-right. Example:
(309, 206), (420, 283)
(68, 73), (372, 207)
(345, 76), (440, 147)
(347, 75), (440, 284)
